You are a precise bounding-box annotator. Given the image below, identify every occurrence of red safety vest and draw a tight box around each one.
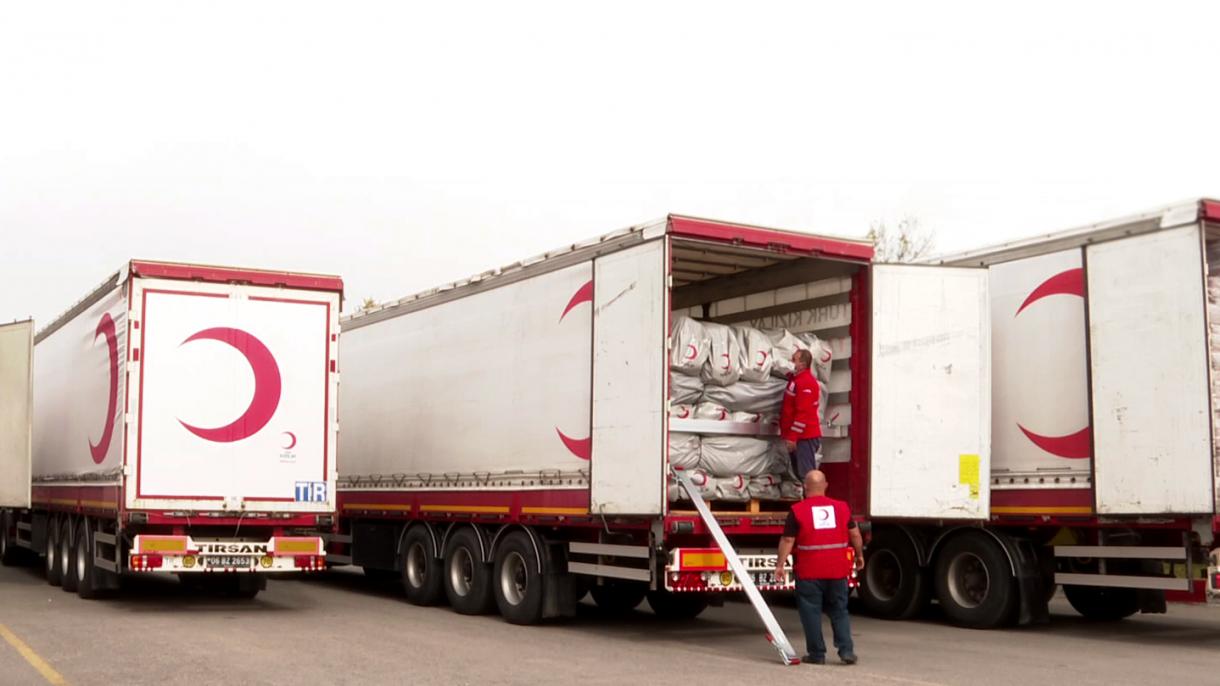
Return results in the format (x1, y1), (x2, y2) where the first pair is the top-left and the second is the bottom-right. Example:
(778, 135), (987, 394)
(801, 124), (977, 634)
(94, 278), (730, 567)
(791, 496), (853, 580)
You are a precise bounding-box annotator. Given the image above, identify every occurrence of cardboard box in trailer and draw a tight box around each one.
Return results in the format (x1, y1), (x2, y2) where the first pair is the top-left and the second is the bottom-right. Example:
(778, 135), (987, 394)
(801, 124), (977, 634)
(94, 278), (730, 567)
(331, 215), (991, 626)
(0, 261), (342, 599)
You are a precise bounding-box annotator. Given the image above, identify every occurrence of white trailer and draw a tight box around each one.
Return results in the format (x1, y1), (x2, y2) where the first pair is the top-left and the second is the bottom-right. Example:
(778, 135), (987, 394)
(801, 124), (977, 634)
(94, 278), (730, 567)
(331, 215), (993, 626)
(0, 261), (343, 598)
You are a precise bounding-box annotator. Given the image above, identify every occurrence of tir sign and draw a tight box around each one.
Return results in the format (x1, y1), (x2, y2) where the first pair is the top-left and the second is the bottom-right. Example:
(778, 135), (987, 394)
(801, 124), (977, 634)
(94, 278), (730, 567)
(295, 481), (327, 502)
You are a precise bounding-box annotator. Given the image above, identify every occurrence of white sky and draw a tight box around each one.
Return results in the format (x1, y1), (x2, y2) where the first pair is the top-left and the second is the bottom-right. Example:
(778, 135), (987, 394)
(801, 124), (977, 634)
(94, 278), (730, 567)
(2, 1), (1218, 323)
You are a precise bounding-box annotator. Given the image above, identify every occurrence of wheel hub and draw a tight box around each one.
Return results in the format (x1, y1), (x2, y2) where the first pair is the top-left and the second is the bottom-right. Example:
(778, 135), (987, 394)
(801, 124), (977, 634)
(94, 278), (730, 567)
(947, 552), (990, 609)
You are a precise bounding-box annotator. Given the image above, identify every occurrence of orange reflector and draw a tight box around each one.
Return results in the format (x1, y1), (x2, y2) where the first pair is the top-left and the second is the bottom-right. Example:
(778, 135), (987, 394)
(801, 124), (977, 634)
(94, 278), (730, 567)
(273, 538), (321, 555)
(137, 537), (188, 553)
(680, 550), (727, 571)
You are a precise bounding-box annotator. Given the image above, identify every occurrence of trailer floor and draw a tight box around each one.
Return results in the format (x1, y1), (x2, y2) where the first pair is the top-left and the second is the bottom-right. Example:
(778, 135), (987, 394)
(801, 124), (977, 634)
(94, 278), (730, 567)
(1, 563), (1218, 685)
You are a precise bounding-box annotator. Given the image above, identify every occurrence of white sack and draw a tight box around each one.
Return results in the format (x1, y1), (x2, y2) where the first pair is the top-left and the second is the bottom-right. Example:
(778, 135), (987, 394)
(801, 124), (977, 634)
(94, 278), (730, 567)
(730, 411), (763, 424)
(670, 372), (704, 405)
(701, 376), (786, 414)
(670, 404), (694, 419)
(748, 474), (782, 500)
(701, 322), (743, 386)
(694, 402), (730, 421)
(780, 478), (804, 500)
(668, 468), (714, 501)
(668, 432), (701, 470)
(700, 435), (774, 477)
(766, 329), (811, 378)
(669, 315), (709, 375)
(710, 474), (750, 501)
(733, 325), (774, 382)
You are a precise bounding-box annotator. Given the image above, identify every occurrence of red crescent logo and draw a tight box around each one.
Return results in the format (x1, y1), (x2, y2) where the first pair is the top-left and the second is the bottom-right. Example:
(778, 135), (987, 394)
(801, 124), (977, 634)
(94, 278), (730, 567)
(559, 280), (593, 322)
(89, 313), (120, 464)
(1014, 268), (1091, 459)
(178, 327), (282, 443)
(556, 280), (594, 459)
(755, 350), (769, 366)
(816, 508), (830, 521)
(677, 406), (690, 419)
(555, 428), (591, 461)
(685, 343), (698, 361)
(282, 431), (297, 450)
(719, 353), (730, 371)
(1016, 268), (1084, 316)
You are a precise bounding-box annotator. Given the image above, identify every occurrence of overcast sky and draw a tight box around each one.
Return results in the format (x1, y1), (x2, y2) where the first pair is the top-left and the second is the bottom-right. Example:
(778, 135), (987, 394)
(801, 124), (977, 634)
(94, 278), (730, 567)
(2, 2), (1218, 324)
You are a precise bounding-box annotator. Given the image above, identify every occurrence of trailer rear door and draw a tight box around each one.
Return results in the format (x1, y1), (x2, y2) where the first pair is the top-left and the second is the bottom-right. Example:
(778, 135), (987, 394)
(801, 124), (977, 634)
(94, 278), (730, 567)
(591, 238), (668, 515)
(869, 265), (991, 519)
(1086, 225), (1214, 514)
(0, 320), (33, 508)
(127, 278), (339, 513)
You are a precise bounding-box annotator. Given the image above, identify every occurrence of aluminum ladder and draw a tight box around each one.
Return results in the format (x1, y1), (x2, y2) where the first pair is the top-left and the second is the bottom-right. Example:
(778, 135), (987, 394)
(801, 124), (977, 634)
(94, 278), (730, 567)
(671, 467), (800, 665)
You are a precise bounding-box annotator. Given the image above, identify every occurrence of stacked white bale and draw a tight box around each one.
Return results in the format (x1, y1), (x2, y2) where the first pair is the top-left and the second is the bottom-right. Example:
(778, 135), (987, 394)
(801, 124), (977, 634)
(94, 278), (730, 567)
(701, 322), (743, 386)
(667, 468), (715, 501)
(668, 432), (701, 470)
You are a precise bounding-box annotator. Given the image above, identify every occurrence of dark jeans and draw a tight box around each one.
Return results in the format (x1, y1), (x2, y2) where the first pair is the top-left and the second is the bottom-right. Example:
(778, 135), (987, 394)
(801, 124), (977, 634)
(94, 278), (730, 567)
(789, 438), (821, 481)
(794, 577), (853, 660)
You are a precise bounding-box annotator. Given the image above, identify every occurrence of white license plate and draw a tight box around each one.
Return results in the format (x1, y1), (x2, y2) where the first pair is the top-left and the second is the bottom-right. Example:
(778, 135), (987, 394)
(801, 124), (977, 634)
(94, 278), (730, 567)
(204, 556), (254, 568)
(754, 571), (779, 585)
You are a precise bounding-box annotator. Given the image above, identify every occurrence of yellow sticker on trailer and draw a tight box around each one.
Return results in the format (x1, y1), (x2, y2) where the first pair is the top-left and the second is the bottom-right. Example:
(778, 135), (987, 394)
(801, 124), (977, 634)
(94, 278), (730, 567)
(959, 454), (980, 499)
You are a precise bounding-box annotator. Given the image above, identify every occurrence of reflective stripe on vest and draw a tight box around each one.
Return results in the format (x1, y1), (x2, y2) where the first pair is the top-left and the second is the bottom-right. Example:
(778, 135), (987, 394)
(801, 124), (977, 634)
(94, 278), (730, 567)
(796, 542), (849, 551)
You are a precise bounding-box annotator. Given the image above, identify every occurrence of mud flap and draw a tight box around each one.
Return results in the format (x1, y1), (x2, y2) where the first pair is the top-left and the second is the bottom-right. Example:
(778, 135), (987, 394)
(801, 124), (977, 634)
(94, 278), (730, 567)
(999, 536), (1050, 626)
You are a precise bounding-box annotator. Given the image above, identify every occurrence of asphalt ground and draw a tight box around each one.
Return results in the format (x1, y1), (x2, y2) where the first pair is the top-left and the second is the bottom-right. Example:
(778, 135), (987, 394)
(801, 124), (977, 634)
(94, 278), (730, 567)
(1, 561), (1218, 685)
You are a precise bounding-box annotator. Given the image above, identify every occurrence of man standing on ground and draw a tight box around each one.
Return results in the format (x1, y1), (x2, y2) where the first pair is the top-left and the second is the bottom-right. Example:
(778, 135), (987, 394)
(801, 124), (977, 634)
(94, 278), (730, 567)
(780, 348), (821, 481)
(774, 470), (864, 665)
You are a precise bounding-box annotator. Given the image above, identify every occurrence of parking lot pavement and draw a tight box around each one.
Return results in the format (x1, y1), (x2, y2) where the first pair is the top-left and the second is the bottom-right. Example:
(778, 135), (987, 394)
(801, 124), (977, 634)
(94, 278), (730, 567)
(2, 561), (1219, 686)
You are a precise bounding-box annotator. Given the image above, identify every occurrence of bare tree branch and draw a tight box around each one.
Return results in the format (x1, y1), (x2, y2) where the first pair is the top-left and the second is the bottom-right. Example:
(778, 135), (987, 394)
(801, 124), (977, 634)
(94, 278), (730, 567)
(866, 216), (936, 263)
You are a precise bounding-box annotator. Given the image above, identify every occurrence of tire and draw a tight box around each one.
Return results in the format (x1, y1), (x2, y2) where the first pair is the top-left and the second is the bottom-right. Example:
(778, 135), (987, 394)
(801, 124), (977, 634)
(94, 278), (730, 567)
(60, 518), (79, 593)
(590, 580), (647, 615)
(858, 528), (929, 620)
(933, 532), (1018, 629)
(45, 518), (62, 586)
(1, 511), (23, 566)
(646, 590), (710, 620)
(1063, 585), (1139, 621)
(400, 526), (445, 606)
(442, 528), (495, 614)
(493, 531), (546, 625)
(75, 519), (101, 599)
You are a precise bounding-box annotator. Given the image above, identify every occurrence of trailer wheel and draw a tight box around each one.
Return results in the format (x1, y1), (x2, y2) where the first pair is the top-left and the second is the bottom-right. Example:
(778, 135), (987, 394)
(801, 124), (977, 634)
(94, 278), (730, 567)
(1, 511), (23, 566)
(589, 580), (647, 615)
(442, 528), (495, 614)
(858, 528), (928, 620)
(646, 590), (709, 620)
(60, 518), (79, 593)
(493, 531), (545, 625)
(75, 519), (101, 600)
(45, 518), (62, 586)
(1063, 585), (1139, 621)
(933, 532), (1017, 629)
(400, 527), (445, 606)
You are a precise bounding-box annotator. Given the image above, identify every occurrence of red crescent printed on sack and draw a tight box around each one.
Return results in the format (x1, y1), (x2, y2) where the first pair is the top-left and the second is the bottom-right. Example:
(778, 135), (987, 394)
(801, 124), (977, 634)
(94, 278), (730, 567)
(685, 344), (698, 360)
(89, 313), (120, 464)
(178, 327), (282, 443)
(1014, 267), (1091, 459)
(719, 353), (730, 371)
(677, 406), (690, 419)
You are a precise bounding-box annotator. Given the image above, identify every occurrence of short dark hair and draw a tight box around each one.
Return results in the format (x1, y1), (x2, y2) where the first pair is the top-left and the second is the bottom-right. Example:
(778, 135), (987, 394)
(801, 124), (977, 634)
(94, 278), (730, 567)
(793, 349), (813, 367)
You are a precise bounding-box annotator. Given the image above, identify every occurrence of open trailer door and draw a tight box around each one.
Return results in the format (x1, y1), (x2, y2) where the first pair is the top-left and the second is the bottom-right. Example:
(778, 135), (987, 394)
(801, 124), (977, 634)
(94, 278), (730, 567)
(869, 265), (991, 519)
(0, 320), (33, 509)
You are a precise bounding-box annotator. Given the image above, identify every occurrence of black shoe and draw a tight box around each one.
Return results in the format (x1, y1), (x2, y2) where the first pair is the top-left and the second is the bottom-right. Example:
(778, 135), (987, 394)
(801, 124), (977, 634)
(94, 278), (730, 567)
(840, 653), (858, 665)
(802, 655), (826, 665)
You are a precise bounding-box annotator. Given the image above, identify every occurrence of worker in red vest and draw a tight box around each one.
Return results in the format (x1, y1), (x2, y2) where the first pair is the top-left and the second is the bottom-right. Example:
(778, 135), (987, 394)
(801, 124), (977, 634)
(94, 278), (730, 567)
(774, 470), (864, 665)
(780, 349), (821, 481)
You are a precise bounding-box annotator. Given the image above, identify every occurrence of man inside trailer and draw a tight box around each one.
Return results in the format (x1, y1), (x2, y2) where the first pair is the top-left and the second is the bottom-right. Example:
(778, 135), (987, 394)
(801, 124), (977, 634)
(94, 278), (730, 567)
(780, 349), (822, 481)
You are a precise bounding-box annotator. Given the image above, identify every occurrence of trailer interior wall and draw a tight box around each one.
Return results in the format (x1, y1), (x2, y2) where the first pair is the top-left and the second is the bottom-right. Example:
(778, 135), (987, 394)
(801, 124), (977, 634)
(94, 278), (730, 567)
(0, 320), (33, 508)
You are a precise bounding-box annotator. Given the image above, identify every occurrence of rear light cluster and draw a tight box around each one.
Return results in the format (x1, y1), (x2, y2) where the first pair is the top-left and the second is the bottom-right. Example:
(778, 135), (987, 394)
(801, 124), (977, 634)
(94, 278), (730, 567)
(129, 554), (164, 571)
(293, 555), (326, 571)
(668, 571), (710, 591)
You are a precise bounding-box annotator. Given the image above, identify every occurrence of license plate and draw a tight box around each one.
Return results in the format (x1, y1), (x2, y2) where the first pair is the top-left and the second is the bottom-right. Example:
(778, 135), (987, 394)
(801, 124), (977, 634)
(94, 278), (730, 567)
(755, 572), (778, 585)
(204, 556), (254, 568)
